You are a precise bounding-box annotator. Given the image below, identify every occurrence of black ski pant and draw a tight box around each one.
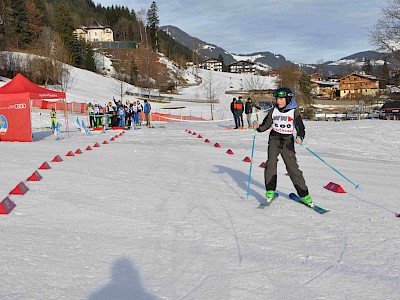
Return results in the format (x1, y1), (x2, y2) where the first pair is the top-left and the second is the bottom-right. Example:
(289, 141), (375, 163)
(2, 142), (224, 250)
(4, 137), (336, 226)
(264, 135), (309, 197)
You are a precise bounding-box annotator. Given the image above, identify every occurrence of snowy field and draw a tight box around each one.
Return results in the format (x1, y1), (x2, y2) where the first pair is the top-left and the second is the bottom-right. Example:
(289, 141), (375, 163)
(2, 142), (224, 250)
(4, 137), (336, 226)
(1, 116), (400, 299)
(1, 58), (400, 299)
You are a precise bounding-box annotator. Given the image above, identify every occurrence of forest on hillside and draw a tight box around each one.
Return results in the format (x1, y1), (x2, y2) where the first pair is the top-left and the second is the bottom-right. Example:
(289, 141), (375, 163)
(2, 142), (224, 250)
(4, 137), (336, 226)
(0, 0), (193, 89)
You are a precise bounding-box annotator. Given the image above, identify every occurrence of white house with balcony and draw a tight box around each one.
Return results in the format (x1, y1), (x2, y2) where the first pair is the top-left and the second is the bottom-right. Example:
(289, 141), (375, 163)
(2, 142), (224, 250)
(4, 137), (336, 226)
(74, 20), (114, 42)
(198, 59), (223, 72)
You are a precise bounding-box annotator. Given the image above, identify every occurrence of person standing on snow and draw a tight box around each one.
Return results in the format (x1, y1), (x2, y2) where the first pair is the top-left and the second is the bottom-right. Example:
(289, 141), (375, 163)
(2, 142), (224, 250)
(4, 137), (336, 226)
(244, 97), (261, 129)
(143, 99), (152, 126)
(137, 101), (143, 126)
(230, 97), (238, 129)
(118, 105), (125, 127)
(87, 102), (95, 128)
(234, 96), (244, 129)
(50, 108), (57, 132)
(253, 87), (314, 207)
(131, 101), (139, 127)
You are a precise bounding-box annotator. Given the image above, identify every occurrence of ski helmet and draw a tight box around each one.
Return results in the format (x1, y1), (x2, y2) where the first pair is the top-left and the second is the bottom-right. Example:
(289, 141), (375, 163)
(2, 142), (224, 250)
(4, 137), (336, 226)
(273, 87), (293, 105)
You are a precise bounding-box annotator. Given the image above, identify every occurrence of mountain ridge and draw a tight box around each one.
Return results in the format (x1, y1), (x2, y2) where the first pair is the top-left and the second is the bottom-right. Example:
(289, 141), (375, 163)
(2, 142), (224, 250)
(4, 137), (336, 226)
(161, 25), (391, 75)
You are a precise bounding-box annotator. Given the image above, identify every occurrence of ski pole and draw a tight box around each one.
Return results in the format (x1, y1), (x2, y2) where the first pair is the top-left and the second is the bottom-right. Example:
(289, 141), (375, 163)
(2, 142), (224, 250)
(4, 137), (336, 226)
(246, 121), (258, 200)
(298, 141), (361, 190)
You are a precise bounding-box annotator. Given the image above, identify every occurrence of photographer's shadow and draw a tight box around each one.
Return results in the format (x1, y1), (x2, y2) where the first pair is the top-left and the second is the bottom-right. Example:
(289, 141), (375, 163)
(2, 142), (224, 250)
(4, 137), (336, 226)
(88, 257), (159, 300)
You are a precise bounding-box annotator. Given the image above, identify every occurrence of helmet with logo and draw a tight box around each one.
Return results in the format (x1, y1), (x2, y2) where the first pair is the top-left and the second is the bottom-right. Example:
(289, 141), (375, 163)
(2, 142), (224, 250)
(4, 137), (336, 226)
(273, 87), (293, 105)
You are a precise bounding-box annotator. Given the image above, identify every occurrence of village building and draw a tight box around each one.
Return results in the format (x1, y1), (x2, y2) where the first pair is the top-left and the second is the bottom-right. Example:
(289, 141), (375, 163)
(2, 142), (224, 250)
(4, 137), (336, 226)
(267, 70), (280, 77)
(310, 73), (323, 81)
(339, 73), (380, 99)
(74, 20), (114, 43)
(228, 61), (256, 74)
(198, 59), (223, 72)
(311, 79), (339, 99)
(327, 74), (342, 83)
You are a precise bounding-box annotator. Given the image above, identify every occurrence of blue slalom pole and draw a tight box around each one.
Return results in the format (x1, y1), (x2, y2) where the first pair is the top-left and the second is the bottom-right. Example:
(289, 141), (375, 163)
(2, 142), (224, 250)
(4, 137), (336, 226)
(246, 121), (258, 200)
(299, 142), (361, 190)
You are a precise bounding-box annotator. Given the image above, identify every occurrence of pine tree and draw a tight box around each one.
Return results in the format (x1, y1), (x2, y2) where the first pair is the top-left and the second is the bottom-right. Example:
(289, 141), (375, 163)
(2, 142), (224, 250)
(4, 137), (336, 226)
(10, 0), (32, 48)
(298, 72), (313, 106)
(381, 60), (389, 81)
(54, 2), (76, 64)
(84, 40), (96, 72)
(129, 59), (139, 84)
(146, 1), (159, 50)
(362, 58), (373, 75)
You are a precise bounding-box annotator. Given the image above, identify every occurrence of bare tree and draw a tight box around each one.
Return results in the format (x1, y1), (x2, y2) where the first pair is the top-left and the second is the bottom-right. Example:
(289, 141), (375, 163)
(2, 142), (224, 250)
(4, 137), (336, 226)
(370, 0), (400, 65)
(277, 63), (302, 91)
(137, 8), (148, 47)
(201, 71), (225, 120)
(56, 64), (76, 93)
(111, 79), (129, 102)
(0, 52), (25, 77)
(243, 74), (270, 101)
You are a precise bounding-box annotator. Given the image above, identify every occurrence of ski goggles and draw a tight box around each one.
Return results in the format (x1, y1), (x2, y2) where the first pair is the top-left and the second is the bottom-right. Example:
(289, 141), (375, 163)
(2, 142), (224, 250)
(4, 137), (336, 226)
(273, 90), (293, 98)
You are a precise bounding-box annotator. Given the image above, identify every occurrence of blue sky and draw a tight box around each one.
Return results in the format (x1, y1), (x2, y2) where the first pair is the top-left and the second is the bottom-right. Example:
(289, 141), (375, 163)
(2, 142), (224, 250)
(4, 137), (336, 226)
(95, 0), (385, 63)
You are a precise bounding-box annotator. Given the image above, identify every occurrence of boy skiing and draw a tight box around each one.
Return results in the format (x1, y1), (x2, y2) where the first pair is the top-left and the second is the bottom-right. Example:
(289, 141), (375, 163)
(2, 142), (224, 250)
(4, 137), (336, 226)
(253, 87), (314, 207)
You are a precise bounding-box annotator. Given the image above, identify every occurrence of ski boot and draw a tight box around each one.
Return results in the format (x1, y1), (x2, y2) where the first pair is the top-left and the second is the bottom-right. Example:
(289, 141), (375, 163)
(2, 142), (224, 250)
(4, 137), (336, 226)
(301, 195), (314, 207)
(266, 190), (275, 204)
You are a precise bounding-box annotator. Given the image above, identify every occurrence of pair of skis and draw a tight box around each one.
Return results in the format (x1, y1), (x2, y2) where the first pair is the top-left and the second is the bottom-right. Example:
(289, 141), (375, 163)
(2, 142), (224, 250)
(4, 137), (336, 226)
(257, 193), (329, 214)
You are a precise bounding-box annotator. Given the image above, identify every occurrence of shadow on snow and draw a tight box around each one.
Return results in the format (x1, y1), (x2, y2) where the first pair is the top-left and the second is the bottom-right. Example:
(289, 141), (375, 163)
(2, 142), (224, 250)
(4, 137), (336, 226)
(87, 257), (159, 300)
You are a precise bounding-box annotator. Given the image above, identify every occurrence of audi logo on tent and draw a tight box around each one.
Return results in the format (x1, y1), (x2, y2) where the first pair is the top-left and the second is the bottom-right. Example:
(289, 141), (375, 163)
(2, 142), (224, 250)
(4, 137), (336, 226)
(12, 103), (27, 109)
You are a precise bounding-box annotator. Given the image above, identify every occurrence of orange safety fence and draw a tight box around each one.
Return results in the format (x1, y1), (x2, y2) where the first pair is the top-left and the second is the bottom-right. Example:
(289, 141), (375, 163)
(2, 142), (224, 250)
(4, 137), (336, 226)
(30, 99), (87, 113)
(151, 112), (207, 122)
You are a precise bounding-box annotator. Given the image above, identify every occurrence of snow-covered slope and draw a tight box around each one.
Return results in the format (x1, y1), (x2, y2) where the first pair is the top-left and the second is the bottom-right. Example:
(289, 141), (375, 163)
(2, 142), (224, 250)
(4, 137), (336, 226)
(1, 116), (399, 299)
(0, 52), (277, 120)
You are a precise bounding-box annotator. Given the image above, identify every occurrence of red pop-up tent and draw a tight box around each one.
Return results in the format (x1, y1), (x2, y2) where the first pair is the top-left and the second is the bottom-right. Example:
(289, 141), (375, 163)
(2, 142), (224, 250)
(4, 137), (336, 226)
(0, 74), (66, 142)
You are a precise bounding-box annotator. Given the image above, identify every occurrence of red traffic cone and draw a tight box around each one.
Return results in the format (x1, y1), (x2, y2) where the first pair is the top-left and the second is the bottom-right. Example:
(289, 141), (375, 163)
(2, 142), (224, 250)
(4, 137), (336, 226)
(93, 143), (100, 148)
(214, 143), (221, 148)
(259, 162), (266, 168)
(75, 149), (83, 154)
(243, 156), (251, 162)
(188, 130), (192, 134)
(86, 146), (92, 151)
(226, 149), (234, 155)
(51, 155), (63, 162)
(192, 132), (197, 135)
(102, 140), (108, 144)
(27, 171), (42, 182)
(0, 197), (16, 215)
(110, 137), (115, 141)
(198, 135), (203, 138)
(10, 182), (29, 195)
(39, 162), (51, 170)
(66, 151), (75, 157)
(324, 182), (346, 193)
(205, 139), (210, 143)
